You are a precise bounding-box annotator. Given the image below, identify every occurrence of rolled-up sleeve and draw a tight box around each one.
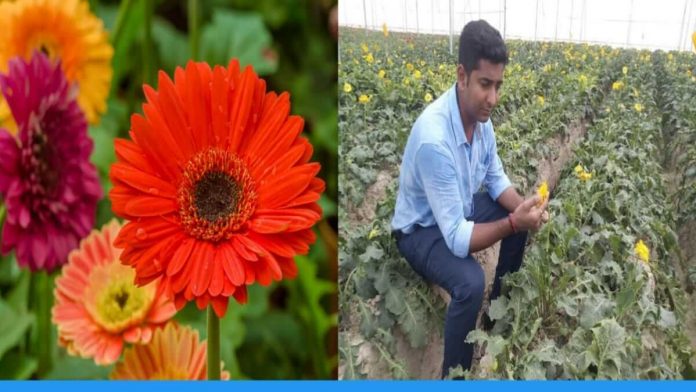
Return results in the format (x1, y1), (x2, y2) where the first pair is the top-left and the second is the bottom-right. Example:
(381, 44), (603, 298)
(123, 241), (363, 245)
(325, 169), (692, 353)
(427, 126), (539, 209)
(484, 135), (512, 201)
(415, 143), (474, 258)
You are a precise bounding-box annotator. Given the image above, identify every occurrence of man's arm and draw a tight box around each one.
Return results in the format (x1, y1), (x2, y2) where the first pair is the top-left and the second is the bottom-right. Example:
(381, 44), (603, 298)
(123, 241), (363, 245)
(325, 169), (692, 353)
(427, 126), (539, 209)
(469, 196), (542, 253)
(496, 186), (524, 213)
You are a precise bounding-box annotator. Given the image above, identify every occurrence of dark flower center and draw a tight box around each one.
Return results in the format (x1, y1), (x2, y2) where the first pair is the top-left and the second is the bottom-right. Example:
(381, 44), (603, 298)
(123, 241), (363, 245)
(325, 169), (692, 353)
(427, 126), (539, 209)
(193, 171), (240, 223)
(24, 125), (59, 195)
(114, 289), (129, 309)
(178, 148), (257, 242)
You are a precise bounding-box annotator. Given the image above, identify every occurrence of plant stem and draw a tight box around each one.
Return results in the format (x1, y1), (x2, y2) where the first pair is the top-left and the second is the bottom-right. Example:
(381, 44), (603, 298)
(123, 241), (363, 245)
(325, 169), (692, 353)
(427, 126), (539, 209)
(142, 0), (153, 85)
(36, 271), (53, 377)
(188, 0), (200, 61)
(207, 306), (221, 380)
(111, 0), (134, 46)
(0, 202), (6, 227)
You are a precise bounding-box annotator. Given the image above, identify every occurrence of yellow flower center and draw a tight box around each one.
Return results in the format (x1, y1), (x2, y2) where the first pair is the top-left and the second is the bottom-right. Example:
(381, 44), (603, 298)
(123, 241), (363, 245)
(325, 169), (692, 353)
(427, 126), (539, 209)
(97, 280), (149, 328)
(25, 34), (62, 61)
(84, 263), (155, 333)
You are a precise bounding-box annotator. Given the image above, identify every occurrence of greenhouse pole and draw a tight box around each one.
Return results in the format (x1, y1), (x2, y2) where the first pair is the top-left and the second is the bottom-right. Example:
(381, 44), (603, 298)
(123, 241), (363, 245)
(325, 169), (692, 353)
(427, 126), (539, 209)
(534, 0), (539, 40)
(403, 0), (407, 33)
(416, 0), (419, 33)
(449, 0), (453, 55)
(362, 0), (367, 35)
(503, 0), (507, 38)
(554, 1), (560, 41)
(678, 0), (688, 50)
(626, 0), (633, 46)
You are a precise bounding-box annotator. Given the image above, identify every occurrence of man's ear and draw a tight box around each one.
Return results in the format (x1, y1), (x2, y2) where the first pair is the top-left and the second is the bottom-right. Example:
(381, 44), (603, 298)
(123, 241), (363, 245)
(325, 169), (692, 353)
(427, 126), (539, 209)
(456, 64), (468, 89)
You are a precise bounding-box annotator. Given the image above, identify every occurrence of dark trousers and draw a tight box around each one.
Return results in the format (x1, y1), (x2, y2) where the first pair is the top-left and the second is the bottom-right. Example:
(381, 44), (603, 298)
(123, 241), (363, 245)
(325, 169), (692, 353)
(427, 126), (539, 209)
(395, 192), (528, 378)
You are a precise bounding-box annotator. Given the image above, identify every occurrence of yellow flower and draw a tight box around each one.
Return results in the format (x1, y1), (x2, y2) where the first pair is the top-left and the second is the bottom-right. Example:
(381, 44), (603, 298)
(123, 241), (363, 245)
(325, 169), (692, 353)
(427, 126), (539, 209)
(358, 94), (370, 104)
(343, 82), (353, 93)
(536, 95), (545, 105)
(635, 240), (649, 263)
(382, 23), (389, 37)
(579, 172), (592, 181)
(578, 74), (588, 87)
(634, 103), (643, 112)
(0, 0), (114, 128)
(368, 227), (379, 240)
(361, 43), (369, 53)
(378, 69), (385, 78)
(406, 63), (414, 71)
(668, 53), (673, 61)
(364, 53), (374, 63)
(402, 78), (410, 86)
(424, 93), (433, 102)
(574, 164), (584, 174)
(413, 69), (421, 79)
(612, 81), (624, 90)
(622, 66), (628, 75)
(419, 60), (425, 66)
(536, 181), (549, 206)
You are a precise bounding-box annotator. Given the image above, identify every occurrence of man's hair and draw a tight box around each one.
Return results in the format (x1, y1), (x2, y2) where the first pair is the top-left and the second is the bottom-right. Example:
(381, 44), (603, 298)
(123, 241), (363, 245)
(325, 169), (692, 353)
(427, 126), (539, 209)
(458, 20), (508, 75)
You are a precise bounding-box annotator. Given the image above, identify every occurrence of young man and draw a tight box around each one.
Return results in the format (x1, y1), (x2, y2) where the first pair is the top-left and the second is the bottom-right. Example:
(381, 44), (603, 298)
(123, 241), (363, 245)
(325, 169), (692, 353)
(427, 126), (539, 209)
(391, 20), (548, 377)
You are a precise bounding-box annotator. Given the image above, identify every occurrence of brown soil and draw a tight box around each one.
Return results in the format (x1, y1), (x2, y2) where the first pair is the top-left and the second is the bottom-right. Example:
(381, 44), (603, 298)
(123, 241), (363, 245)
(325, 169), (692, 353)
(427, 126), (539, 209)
(351, 169), (395, 225)
(534, 119), (588, 193)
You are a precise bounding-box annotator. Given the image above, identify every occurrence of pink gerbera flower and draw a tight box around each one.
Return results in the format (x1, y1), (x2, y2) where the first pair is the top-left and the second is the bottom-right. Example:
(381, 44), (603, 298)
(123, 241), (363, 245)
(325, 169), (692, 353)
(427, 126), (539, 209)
(0, 51), (101, 271)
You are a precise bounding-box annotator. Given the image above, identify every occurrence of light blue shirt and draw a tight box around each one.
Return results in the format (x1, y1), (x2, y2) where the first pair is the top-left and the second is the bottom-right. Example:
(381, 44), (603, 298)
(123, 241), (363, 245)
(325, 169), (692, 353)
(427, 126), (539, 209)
(391, 84), (512, 258)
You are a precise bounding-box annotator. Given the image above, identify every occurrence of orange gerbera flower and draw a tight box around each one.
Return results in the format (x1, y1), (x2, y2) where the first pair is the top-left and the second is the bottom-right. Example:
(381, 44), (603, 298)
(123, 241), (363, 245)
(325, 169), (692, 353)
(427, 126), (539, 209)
(109, 60), (324, 317)
(110, 322), (230, 380)
(0, 0), (113, 129)
(52, 220), (177, 365)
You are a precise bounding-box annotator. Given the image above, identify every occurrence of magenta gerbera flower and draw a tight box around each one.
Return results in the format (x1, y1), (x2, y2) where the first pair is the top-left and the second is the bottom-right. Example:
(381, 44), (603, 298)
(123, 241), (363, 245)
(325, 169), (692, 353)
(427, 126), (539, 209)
(0, 51), (102, 271)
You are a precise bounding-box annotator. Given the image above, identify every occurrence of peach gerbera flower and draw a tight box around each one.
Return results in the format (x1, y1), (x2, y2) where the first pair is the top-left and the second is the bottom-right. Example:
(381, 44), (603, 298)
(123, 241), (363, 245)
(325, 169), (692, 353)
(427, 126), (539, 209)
(52, 220), (177, 365)
(0, 0), (113, 130)
(110, 322), (230, 380)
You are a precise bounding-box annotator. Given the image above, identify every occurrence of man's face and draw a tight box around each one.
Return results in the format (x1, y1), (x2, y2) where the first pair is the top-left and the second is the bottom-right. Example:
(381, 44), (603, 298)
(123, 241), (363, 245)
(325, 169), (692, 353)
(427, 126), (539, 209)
(456, 59), (504, 123)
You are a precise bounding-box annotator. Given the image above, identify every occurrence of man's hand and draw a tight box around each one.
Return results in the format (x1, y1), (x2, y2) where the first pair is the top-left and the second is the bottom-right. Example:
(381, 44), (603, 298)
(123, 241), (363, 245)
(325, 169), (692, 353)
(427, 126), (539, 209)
(511, 196), (547, 231)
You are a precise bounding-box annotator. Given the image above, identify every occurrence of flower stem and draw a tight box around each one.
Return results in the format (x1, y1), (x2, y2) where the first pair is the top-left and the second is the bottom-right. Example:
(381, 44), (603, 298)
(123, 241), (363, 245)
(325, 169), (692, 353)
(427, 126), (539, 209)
(142, 0), (153, 85)
(207, 305), (220, 380)
(35, 271), (54, 377)
(0, 202), (6, 227)
(188, 0), (200, 61)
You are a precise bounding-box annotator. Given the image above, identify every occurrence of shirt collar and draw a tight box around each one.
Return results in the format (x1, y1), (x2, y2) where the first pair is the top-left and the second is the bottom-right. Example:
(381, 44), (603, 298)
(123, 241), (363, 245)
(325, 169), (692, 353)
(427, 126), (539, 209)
(449, 83), (480, 147)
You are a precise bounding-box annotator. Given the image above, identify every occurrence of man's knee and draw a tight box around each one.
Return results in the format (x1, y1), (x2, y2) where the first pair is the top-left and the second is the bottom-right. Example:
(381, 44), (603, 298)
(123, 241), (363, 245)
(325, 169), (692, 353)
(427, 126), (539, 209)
(449, 262), (485, 304)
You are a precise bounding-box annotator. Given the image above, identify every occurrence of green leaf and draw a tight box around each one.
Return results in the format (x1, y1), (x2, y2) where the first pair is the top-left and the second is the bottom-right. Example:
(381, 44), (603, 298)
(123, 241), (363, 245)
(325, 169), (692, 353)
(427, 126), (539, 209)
(45, 352), (112, 380)
(579, 294), (614, 329)
(6, 269), (30, 314)
(152, 17), (190, 73)
(200, 10), (277, 74)
(0, 352), (37, 380)
(0, 300), (33, 359)
(488, 296), (508, 320)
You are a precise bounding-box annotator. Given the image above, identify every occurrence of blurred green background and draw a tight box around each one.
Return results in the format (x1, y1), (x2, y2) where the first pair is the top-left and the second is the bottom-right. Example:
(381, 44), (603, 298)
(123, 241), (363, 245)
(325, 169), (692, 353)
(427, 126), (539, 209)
(0, 0), (338, 380)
